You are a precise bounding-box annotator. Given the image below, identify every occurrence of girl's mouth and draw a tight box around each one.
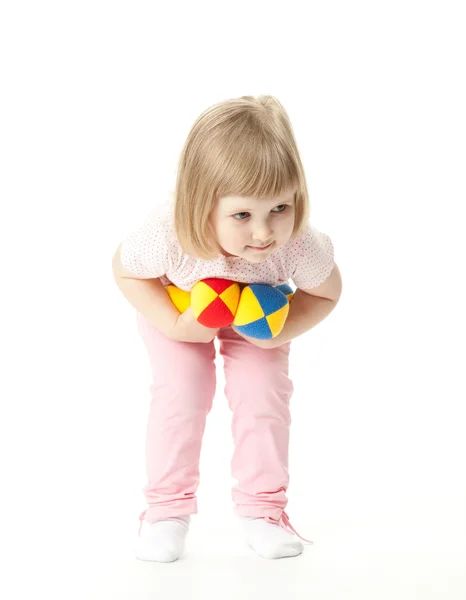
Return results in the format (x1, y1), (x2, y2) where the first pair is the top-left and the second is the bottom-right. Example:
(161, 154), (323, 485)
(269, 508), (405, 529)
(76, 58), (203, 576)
(248, 242), (273, 251)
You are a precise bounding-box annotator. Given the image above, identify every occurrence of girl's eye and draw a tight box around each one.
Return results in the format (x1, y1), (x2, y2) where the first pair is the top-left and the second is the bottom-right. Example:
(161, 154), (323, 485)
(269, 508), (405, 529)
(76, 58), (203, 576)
(232, 205), (288, 220)
(233, 212), (250, 220)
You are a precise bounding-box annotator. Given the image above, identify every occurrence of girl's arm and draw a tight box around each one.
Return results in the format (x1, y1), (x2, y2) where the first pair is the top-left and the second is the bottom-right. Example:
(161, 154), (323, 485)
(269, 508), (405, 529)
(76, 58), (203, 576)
(112, 245), (218, 343)
(113, 244), (180, 337)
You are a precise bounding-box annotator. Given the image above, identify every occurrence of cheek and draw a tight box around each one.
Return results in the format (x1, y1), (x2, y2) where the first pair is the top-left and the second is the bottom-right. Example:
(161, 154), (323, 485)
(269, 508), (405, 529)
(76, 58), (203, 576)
(218, 222), (239, 244)
(277, 214), (294, 235)
(225, 221), (244, 239)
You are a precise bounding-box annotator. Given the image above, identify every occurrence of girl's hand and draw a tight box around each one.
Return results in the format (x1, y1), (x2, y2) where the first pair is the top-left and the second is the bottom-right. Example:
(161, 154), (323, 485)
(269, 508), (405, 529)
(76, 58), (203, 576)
(172, 307), (219, 343)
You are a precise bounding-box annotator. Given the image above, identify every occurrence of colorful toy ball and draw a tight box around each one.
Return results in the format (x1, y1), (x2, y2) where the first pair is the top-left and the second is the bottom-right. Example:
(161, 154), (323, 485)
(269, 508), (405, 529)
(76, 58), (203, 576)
(233, 284), (290, 340)
(191, 278), (241, 328)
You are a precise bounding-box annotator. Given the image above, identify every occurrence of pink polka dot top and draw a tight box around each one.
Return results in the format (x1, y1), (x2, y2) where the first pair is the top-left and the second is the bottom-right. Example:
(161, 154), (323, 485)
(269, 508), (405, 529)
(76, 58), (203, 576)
(120, 196), (335, 292)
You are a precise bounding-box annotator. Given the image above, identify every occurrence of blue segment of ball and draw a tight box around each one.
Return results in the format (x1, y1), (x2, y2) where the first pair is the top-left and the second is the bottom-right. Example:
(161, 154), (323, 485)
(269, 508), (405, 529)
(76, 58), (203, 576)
(234, 318), (274, 340)
(275, 283), (294, 297)
(249, 284), (289, 313)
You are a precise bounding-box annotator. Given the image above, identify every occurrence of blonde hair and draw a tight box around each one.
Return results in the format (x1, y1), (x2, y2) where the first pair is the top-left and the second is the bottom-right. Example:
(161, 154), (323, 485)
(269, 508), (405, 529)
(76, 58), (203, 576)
(174, 95), (310, 259)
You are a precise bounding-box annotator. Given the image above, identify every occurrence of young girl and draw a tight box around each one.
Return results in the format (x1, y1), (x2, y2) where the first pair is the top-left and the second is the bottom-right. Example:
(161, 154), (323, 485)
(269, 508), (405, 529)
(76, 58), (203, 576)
(112, 95), (342, 562)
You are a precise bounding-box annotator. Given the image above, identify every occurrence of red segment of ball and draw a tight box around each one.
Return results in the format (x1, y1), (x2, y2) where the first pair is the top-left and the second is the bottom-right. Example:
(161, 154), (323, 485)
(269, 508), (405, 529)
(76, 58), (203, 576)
(197, 296), (235, 327)
(202, 278), (234, 294)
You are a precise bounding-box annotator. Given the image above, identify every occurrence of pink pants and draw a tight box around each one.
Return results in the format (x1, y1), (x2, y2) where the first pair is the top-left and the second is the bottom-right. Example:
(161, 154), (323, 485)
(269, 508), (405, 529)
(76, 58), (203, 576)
(136, 312), (294, 525)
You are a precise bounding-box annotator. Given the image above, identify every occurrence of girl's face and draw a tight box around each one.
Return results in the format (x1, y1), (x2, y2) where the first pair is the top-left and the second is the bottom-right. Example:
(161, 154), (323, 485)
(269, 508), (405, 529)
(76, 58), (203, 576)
(210, 187), (296, 262)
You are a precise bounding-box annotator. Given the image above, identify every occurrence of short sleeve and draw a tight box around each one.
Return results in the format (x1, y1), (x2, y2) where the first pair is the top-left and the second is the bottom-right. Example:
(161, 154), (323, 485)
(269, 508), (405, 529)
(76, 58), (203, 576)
(119, 211), (171, 279)
(290, 226), (335, 290)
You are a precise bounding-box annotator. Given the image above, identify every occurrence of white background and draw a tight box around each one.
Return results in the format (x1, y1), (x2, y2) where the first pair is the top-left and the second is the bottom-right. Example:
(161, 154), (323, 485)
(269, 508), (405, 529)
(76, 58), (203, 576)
(1, 1), (465, 598)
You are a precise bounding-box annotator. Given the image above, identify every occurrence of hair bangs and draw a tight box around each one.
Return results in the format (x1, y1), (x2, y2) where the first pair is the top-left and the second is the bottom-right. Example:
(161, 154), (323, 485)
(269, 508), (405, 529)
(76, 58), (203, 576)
(213, 128), (298, 202)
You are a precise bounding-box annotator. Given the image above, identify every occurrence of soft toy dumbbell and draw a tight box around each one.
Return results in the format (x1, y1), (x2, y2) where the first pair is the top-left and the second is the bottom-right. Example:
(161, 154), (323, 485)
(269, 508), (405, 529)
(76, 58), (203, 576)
(165, 278), (294, 340)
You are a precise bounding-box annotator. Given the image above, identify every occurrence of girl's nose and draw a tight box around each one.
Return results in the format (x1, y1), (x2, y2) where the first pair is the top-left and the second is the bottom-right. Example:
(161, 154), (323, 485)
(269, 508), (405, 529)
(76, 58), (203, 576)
(252, 223), (273, 243)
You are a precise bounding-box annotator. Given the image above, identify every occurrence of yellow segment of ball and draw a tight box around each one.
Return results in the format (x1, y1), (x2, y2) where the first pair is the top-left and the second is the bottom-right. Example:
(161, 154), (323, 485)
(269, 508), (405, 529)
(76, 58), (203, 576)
(233, 286), (265, 326)
(165, 284), (191, 313)
(191, 281), (219, 319)
(266, 303), (290, 337)
(220, 284), (241, 315)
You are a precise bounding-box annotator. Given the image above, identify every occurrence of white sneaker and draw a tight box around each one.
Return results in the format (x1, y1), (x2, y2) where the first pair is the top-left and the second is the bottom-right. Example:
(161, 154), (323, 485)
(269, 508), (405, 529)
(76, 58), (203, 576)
(241, 517), (304, 559)
(135, 516), (190, 563)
